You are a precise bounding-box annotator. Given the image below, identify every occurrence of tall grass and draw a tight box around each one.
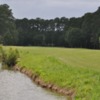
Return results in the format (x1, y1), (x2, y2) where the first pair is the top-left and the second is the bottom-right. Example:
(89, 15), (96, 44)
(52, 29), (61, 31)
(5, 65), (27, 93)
(6, 46), (100, 99)
(0, 46), (19, 67)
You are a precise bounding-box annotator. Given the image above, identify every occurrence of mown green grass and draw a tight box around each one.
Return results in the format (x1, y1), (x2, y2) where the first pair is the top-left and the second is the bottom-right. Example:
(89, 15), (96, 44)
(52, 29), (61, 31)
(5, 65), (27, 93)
(6, 46), (100, 100)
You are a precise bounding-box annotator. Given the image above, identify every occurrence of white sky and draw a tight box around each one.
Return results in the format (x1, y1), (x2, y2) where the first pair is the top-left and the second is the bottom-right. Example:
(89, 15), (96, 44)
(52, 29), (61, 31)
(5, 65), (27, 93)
(0, 0), (100, 19)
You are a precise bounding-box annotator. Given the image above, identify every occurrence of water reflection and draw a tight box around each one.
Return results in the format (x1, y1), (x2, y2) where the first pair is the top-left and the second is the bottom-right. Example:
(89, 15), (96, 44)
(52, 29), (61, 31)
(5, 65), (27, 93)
(0, 70), (67, 100)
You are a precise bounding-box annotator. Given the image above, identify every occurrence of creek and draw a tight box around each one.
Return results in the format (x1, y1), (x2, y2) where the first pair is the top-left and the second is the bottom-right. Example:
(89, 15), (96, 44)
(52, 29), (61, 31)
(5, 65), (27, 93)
(0, 68), (67, 100)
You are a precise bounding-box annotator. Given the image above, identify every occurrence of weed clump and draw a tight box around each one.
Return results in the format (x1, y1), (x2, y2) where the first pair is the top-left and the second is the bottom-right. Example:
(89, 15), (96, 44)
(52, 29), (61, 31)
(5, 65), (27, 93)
(0, 46), (19, 67)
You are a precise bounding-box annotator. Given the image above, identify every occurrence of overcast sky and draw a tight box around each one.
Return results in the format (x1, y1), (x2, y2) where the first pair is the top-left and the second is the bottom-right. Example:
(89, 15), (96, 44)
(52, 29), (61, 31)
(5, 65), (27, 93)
(0, 0), (100, 19)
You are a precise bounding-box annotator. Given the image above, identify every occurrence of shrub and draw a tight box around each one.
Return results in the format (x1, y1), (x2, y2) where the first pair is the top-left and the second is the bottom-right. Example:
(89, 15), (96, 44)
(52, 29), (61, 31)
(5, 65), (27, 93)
(0, 46), (20, 67)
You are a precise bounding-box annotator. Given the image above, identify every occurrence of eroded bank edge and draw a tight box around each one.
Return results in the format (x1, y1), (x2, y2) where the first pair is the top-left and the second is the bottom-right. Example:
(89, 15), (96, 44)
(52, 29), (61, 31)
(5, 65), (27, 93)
(14, 66), (75, 100)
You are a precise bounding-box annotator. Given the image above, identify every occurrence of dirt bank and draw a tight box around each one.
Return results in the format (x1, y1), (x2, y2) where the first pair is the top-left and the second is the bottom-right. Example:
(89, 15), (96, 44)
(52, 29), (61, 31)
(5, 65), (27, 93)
(14, 66), (75, 100)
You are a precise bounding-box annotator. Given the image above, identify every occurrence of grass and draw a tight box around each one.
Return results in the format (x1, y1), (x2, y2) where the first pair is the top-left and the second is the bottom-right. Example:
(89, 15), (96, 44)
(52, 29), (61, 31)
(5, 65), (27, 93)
(5, 46), (100, 100)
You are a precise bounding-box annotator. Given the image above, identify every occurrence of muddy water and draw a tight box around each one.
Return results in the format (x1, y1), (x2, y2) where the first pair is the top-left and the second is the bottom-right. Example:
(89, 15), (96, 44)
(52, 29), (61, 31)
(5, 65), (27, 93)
(0, 70), (67, 100)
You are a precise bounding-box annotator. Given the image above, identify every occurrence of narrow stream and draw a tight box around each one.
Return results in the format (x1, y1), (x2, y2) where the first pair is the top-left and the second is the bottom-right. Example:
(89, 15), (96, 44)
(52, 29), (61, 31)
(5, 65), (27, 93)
(0, 69), (67, 100)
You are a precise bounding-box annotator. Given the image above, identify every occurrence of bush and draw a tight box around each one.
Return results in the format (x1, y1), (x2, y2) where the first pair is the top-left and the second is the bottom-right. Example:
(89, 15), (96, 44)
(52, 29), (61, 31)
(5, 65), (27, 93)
(0, 46), (19, 67)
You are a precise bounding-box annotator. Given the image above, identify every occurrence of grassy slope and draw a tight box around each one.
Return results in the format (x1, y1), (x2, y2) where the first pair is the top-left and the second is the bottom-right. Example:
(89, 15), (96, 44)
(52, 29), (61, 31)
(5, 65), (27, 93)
(9, 46), (100, 100)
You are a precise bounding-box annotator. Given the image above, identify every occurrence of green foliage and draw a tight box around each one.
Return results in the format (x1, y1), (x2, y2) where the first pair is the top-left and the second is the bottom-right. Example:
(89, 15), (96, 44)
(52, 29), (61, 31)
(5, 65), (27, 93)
(0, 46), (19, 67)
(15, 7), (100, 48)
(0, 4), (18, 45)
(1, 4), (100, 48)
(65, 28), (84, 47)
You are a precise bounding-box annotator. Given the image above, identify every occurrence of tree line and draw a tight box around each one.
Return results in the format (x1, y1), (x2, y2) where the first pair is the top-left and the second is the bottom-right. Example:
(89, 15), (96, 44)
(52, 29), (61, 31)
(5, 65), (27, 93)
(0, 4), (100, 49)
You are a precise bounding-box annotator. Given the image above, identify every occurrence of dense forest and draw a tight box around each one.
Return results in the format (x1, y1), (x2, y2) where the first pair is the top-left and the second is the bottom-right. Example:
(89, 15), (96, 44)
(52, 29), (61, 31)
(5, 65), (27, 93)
(0, 4), (100, 49)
